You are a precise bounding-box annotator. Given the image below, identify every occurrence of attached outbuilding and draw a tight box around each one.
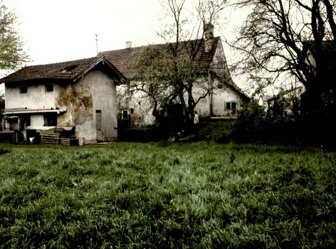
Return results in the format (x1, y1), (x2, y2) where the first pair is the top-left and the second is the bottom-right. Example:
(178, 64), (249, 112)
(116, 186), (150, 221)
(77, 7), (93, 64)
(1, 56), (125, 144)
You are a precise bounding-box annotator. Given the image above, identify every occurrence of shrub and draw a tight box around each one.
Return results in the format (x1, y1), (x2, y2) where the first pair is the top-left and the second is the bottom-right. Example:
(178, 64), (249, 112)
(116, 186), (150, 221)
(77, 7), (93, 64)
(198, 120), (236, 142)
(234, 101), (266, 143)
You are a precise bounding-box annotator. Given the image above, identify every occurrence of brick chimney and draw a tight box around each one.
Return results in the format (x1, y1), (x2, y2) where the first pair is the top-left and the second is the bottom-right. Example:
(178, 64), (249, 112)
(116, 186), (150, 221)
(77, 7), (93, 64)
(126, 41), (132, 49)
(204, 23), (215, 53)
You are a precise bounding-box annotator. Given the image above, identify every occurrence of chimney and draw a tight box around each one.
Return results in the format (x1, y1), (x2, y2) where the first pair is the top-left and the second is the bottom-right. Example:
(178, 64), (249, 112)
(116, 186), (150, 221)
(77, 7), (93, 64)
(204, 23), (215, 53)
(126, 41), (132, 49)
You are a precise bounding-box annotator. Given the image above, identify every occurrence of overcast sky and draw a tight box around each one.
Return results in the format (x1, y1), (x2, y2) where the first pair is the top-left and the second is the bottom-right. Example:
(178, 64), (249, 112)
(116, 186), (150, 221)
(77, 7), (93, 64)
(7, 0), (165, 65)
(6, 0), (246, 65)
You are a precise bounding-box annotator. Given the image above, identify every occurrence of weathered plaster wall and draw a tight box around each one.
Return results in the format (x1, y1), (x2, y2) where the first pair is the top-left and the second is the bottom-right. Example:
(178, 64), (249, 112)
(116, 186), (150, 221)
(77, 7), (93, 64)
(117, 83), (156, 126)
(56, 70), (117, 143)
(87, 70), (118, 141)
(119, 77), (245, 125)
(212, 83), (243, 116)
(210, 41), (227, 77)
(5, 69), (118, 143)
(5, 84), (60, 109)
(116, 37), (246, 125)
(190, 82), (211, 117)
(187, 78), (245, 117)
(30, 115), (44, 127)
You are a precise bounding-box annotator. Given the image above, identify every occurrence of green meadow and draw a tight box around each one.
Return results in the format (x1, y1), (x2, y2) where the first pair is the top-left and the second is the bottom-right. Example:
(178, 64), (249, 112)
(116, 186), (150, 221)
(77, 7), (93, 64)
(0, 142), (335, 248)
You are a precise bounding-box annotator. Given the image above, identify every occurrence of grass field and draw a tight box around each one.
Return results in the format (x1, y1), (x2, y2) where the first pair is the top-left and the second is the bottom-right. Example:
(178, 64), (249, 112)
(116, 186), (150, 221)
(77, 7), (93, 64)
(0, 142), (335, 248)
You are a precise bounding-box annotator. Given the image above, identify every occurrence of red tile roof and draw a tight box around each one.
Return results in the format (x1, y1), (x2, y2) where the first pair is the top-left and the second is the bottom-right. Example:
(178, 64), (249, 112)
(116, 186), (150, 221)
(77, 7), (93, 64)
(101, 37), (220, 79)
(101, 37), (249, 100)
(1, 56), (125, 84)
(1, 37), (249, 100)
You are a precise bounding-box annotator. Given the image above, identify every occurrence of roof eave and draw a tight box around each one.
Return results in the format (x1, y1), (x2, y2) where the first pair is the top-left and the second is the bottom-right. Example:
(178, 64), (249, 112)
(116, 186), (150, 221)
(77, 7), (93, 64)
(72, 57), (127, 84)
(4, 78), (73, 86)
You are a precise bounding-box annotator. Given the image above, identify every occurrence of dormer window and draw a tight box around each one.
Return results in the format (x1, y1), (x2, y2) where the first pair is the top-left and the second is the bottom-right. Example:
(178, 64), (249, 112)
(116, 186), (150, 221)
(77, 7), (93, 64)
(20, 86), (27, 94)
(45, 84), (53, 92)
(61, 65), (78, 73)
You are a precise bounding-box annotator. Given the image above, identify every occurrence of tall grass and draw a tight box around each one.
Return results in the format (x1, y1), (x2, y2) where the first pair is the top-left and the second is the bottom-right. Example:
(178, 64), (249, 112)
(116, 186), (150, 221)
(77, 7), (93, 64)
(0, 143), (335, 248)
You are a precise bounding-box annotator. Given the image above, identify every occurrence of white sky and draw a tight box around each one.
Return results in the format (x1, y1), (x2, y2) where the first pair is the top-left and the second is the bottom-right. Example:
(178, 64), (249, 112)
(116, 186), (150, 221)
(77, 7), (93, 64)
(1, 0), (249, 94)
(6, 0), (247, 65)
(7, 0), (165, 65)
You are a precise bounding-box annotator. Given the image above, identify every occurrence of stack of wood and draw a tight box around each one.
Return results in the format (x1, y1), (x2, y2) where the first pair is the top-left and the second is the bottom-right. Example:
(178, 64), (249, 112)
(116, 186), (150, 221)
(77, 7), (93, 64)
(60, 137), (71, 146)
(40, 130), (60, 144)
(39, 127), (75, 145)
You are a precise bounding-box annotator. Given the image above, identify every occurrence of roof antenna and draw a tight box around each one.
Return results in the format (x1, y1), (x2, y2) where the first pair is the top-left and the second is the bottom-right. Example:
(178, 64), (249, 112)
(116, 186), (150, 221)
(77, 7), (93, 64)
(95, 34), (99, 54)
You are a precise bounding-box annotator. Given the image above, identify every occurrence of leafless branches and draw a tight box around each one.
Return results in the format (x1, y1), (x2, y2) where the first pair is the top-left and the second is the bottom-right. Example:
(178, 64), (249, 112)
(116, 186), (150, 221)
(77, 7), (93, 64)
(230, 0), (336, 96)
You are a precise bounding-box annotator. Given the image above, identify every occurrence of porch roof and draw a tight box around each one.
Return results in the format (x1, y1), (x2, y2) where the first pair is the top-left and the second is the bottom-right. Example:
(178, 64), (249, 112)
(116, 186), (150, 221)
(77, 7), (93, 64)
(3, 108), (66, 115)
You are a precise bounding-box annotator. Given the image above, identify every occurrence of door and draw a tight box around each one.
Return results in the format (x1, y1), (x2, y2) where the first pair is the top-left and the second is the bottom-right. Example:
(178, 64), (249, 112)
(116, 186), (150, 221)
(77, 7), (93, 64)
(96, 110), (103, 141)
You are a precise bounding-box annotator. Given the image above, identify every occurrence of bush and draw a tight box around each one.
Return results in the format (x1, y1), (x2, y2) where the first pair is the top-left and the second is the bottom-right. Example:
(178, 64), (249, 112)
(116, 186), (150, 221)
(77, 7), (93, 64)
(198, 120), (236, 142)
(118, 126), (162, 142)
(234, 102), (266, 143)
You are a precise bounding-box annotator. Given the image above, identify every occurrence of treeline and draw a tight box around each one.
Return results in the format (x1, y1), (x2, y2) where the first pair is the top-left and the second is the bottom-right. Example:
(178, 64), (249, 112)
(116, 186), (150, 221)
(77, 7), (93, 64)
(233, 102), (336, 147)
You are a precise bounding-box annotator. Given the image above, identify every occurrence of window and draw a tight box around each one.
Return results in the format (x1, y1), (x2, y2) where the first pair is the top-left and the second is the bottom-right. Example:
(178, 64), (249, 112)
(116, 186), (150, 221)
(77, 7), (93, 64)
(45, 84), (53, 92)
(225, 102), (237, 113)
(96, 110), (102, 130)
(61, 65), (78, 73)
(122, 110), (129, 120)
(44, 114), (57, 126)
(232, 102), (237, 111)
(20, 86), (27, 94)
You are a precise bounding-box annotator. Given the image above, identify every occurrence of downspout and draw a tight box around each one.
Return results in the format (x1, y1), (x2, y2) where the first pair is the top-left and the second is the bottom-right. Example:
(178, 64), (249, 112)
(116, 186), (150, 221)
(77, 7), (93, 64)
(209, 72), (213, 116)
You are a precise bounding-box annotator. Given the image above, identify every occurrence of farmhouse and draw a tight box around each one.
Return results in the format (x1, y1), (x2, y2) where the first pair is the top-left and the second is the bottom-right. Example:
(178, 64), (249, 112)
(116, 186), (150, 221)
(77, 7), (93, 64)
(0, 56), (125, 144)
(0, 24), (249, 143)
(101, 23), (249, 126)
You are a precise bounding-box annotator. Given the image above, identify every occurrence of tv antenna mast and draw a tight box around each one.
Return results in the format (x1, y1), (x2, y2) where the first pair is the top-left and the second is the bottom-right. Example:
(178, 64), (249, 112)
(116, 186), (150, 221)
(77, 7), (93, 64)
(95, 34), (99, 54)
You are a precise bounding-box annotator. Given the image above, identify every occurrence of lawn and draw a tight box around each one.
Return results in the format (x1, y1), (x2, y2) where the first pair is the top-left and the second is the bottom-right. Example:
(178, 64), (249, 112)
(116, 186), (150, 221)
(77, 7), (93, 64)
(0, 142), (335, 248)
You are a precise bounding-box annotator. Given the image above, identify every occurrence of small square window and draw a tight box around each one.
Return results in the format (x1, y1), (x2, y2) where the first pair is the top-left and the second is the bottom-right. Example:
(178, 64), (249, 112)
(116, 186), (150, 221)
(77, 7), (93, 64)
(45, 84), (53, 92)
(122, 110), (129, 120)
(44, 114), (57, 126)
(225, 102), (237, 112)
(20, 86), (27, 94)
(232, 102), (237, 111)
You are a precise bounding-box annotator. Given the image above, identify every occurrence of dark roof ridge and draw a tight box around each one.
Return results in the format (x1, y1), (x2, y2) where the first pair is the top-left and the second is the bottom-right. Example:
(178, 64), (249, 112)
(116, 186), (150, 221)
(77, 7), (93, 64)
(23, 56), (99, 68)
(101, 37), (221, 79)
(100, 36), (221, 53)
(1, 55), (125, 84)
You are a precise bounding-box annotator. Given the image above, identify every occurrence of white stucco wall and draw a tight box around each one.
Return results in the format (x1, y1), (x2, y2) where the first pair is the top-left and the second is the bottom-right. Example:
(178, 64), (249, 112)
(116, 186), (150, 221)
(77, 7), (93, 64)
(83, 69), (118, 141)
(5, 83), (60, 109)
(192, 78), (245, 117)
(118, 77), (246, 125)
(117, 83), (157, 126)
(30, 115), (44, 127)
(115, 37), (248, 125)
(5, 69), (118, 143)
(189, 80), (211, 117)
(56, 70), (118, 143)
(212, 85), (242, 116)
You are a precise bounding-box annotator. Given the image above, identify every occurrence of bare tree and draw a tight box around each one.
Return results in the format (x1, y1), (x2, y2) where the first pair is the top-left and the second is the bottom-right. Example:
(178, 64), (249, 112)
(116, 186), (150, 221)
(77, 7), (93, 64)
(131, 0), (227, 126)
(230, 0), (336, 110)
